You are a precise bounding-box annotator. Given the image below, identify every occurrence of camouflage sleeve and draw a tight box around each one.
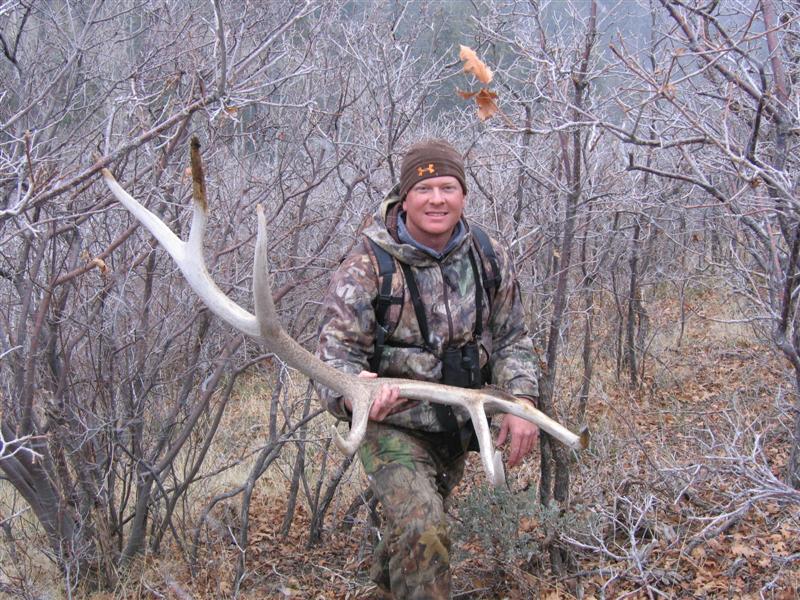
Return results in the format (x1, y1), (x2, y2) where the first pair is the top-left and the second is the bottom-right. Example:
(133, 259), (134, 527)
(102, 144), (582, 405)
(315, 242), (379, 421)
(487, 240), (540, 399)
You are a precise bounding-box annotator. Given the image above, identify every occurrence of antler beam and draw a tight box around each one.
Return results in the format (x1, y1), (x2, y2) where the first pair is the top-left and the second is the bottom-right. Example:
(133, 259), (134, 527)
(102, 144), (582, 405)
(102, 140), (588, 486)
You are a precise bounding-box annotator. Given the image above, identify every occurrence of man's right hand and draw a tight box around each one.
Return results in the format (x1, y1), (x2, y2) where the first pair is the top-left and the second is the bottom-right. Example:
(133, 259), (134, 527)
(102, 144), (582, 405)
(343, 371), (415, 421)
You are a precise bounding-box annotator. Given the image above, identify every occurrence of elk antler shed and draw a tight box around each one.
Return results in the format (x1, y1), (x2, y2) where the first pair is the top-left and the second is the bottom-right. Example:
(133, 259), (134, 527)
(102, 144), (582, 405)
(101, 139), (588, 487)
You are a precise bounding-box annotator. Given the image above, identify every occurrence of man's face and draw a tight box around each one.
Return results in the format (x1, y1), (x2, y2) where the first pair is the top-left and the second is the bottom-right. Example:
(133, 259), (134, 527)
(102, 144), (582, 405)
(402, 175), (465, 252)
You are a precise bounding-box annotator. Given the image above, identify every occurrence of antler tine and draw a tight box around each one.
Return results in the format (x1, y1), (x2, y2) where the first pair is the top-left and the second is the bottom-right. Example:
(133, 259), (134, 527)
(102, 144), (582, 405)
(252, 205), (283, 342)
(253, 203), (376, 454)
(102, 168), (261, 338)
(187, 137), (208, 255)
(102, 169), (187, 262)
(482, 389), (589, 451)
(465, 399), (505, 487)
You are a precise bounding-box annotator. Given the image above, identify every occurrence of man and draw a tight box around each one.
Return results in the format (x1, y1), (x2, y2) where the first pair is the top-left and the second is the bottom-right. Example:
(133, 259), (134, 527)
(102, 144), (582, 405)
(316, 139), (540, 598)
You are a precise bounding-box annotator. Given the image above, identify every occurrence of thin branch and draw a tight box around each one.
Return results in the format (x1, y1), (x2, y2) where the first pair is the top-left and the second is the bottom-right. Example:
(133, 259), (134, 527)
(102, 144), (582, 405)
(211, 0), (227, 97)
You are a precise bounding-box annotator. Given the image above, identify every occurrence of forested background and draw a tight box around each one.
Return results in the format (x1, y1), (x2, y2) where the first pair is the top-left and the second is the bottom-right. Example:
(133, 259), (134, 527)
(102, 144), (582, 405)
(2, 0), (799, 597)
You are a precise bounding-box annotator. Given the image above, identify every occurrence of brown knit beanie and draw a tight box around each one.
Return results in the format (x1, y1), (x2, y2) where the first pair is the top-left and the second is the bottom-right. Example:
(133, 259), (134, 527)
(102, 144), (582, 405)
(399, 139), (467, 200)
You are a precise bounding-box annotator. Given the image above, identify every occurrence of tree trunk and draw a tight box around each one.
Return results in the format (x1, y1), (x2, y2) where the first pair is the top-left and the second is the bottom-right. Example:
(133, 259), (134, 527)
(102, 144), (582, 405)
(626, 220), (641, 388)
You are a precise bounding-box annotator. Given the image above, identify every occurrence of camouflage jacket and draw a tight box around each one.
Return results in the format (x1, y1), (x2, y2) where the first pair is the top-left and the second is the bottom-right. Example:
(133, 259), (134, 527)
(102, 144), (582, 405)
(316, 191), (539, 431)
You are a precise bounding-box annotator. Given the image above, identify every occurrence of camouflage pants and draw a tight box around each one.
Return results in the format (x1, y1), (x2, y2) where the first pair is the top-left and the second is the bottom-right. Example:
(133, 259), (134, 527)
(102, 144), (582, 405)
(358, 422), (473, 600)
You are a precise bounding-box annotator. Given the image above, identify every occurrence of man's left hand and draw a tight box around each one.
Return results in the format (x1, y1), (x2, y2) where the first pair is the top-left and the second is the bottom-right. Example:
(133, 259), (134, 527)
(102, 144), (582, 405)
(496, 413), (539, 468)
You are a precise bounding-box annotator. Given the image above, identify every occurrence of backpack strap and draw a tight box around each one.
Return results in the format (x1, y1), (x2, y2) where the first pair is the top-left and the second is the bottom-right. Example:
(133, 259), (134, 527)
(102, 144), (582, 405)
(366, 238), (403, 373)
(399, 261), (461, 432)
(470, 225), (501, 308)
(468, 249), (483, 341)
(398, 261), (434, 353)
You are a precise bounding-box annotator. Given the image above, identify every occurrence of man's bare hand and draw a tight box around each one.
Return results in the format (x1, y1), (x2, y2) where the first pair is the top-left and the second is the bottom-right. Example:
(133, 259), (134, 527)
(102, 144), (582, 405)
(342, 371), (417, 421)
(496, 411), (539, 468)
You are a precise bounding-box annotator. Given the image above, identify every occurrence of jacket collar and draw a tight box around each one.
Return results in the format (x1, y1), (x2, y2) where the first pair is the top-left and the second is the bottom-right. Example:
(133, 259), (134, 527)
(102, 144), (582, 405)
(397, 213), (466, 260)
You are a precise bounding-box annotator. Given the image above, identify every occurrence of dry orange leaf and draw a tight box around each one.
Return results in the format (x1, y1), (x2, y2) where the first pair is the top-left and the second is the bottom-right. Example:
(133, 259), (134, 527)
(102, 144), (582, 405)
(475, 88), (498, 120)
(518, 516), (538, 533)
(459, 45), (493, 84)
(90, 257), (108, 276)
(458, 88), (498, 121)
(730, 542), (757, 558)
